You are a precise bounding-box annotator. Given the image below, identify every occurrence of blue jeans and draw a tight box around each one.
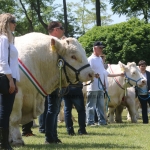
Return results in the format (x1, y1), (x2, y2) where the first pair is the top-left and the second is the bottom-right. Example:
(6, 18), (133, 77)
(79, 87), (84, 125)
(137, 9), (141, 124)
(38, 97), (48, 133)
(63, 86), (86, 133)
(45, 89), (61, 142)
(86, 91), (106, 125)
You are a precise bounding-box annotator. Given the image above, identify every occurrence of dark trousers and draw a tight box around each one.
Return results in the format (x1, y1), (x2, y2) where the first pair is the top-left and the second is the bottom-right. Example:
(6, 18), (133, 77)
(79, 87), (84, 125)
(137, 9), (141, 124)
(45, 89), (62, 142)
(138, 95), (150, 123)
(63, 86), (86, 133)
(22, 121), (33, 135)
(0, 79), (16, 128)
(39, 97), (48, 133)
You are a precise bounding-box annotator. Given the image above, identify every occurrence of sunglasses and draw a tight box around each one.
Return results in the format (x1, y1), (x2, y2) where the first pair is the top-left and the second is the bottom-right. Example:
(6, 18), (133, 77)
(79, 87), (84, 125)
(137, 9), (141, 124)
(10, 20), (16, 24)
(55, 26), (64, 30)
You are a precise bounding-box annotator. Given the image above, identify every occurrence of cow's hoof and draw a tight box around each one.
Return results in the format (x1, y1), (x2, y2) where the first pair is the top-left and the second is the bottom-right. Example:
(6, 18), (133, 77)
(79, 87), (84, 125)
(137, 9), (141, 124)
(11, 141), (25, 147)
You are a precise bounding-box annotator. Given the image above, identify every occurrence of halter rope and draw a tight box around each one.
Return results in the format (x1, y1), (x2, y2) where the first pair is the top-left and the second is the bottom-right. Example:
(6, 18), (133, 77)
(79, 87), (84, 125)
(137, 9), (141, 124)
(97, 77), (110, 112)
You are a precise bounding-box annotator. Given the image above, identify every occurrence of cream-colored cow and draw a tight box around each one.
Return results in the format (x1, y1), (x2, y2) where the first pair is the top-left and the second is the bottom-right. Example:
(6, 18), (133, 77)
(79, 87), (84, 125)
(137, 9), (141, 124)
(10, 32), (94, 146)
(106, 62), (145, 123)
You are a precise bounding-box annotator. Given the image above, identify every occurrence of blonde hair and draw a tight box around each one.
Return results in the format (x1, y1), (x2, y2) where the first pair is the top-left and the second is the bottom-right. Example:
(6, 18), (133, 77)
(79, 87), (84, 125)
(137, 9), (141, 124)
(0, 13), (15, 43)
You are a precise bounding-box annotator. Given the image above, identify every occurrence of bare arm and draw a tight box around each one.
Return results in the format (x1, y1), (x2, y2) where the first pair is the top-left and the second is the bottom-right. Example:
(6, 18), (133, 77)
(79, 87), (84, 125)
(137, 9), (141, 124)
(108, 73), (124, 77)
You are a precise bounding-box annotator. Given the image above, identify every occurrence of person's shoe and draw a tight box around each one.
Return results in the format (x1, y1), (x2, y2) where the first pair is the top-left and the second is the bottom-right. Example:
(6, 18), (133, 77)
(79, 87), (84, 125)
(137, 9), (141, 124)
(68, 132), (76, 136)
(68, 127), (76, 136)
(98, 123), (107, 126)
(78, 130), (88, 135)
(22, 133), (36, 137)
(39, 130), (45, 133)
(55, 138), (62, 144)
(44, 140), (55, 144)
(86, 123), (97, 126)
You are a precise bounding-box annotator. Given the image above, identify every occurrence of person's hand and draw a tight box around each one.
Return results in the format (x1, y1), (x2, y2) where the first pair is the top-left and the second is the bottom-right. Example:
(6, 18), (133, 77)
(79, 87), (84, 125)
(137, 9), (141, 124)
(95, 73), (100, 78)
(120, 72), (125, 77)
(9, 79), (15, 94)
(15, 86), (18, 93)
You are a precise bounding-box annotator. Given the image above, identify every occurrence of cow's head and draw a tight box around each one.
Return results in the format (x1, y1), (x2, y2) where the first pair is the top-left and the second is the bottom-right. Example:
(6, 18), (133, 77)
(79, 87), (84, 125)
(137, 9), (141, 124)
(118, 61), (145, 86)
(51, 37), (94, 84)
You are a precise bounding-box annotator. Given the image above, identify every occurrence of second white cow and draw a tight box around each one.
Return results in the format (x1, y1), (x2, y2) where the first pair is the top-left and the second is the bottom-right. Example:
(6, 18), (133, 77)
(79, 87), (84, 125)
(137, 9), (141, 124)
(106, 62), (144, 123)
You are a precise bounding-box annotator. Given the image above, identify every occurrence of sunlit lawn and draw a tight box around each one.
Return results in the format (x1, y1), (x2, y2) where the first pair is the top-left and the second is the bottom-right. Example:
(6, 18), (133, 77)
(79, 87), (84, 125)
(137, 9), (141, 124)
(13, 109), (150, 150)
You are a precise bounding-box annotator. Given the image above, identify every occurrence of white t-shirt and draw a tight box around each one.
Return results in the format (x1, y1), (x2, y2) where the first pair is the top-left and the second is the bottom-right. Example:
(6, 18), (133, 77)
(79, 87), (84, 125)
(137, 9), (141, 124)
(0, 35), (20, 81)
(87, 54), (109, 91)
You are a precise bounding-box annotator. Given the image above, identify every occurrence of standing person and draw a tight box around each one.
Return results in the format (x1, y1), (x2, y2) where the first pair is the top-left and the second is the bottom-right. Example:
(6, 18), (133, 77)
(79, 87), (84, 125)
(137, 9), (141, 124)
(136, 60), (150, 124)
(0, 13), (19, 150)
(39, 21), (64, 144)
(86, 41), (124, 126)
(63, 82), (87, 136)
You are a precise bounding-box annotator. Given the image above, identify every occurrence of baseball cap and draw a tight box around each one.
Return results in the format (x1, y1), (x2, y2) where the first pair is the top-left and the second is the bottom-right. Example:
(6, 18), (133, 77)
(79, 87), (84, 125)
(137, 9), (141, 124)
(93, 41), (105, 48)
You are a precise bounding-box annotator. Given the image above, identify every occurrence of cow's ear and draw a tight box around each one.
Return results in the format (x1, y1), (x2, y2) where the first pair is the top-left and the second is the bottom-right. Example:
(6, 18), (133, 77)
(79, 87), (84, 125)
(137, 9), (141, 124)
(50, 38), (64, 54)
(61, 36), (67, 40)
(66, 40), (69, 45)
(118, 61), (129, 72)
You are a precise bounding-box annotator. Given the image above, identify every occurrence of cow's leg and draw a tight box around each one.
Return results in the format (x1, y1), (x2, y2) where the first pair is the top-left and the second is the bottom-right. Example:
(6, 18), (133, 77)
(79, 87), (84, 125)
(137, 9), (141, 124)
(58, 102), (64, 123)
(9, 90), (25, 146)
(9, 123), (25, 146)
(115, 105), (124, 123)
(135, 97), (141, 119)
(108, 108), (116, 123)
(126, 99), (137, 123)
(127, 106), (137, 123)
(127, 111), (131, 121)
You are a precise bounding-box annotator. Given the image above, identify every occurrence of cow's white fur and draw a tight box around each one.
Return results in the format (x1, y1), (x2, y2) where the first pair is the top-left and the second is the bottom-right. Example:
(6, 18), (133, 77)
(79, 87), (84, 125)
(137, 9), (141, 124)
(115, 87), (139, 123)
(106, 62), (144, 123)
(9, 32), (94, 146)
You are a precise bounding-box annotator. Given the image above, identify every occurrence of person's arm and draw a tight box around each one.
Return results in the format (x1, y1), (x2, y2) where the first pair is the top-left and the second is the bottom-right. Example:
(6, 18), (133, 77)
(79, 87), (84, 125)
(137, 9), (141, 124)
(108, 73), (124, 77)
(0, 36), (15, 93)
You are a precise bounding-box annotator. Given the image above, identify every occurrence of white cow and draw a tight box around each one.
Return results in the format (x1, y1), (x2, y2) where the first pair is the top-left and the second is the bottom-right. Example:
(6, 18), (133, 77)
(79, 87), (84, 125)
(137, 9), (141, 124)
(126, 65), (150, 121)
(106, 62), (145, 123)
(9, 32), (94, 146)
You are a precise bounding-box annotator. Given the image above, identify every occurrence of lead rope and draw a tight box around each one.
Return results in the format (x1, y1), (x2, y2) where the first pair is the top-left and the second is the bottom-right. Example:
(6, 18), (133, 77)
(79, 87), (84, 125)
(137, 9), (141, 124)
(98, 77), (110, 112)
(120, 67), (128, 97)
(124, 78), (128, 96)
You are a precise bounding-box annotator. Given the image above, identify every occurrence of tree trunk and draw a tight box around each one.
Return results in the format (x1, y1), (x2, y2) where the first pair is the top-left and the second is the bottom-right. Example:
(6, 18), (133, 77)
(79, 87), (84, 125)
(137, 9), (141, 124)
(96, 0), (101, 26)
(63, 0), (68, 37)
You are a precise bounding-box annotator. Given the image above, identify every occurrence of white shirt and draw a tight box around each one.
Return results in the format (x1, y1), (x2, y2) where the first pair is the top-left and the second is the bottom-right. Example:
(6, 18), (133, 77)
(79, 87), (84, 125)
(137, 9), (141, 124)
(87, 54), (109, 91)
(0, 35), (20, 81)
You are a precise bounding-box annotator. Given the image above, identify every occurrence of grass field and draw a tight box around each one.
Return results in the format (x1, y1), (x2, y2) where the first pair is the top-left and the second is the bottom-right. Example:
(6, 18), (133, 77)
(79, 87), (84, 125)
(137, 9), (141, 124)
(13, 109), (150, 150)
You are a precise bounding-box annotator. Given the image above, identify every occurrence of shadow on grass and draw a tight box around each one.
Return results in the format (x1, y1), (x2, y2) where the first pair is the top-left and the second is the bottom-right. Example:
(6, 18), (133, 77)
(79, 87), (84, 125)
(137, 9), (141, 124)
(14, 142), (142, 150)
(105, 123), (144, 129)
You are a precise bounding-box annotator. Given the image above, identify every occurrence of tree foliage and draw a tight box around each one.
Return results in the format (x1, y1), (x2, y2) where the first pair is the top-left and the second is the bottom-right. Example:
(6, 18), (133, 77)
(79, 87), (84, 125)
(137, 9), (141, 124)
(67, 0), (112, 35)
(78, 18), (150, 65)
(109, 0), (150, 23)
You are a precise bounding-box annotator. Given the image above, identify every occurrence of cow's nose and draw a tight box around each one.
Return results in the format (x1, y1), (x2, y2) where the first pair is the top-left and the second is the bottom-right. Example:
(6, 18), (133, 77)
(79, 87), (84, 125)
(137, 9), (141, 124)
(141, 79), (146, 84)
(89, 73), (94, 78)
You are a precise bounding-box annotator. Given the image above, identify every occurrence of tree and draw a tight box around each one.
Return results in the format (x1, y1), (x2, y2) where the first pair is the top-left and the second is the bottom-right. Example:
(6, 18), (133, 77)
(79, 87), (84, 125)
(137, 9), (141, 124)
(67, 0), (112, 35)
(109, 0), (150, 23)
(78, 18), (150, 64)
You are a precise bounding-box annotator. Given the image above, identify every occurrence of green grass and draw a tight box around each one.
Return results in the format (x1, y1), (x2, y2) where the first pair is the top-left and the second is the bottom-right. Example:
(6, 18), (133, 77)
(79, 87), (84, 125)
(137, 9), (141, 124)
(13, 109), (150, 150)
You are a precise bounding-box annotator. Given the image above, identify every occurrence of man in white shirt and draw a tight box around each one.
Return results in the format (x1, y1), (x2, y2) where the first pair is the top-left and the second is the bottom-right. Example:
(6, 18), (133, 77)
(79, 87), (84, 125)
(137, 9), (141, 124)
(86, 41), (124, 126)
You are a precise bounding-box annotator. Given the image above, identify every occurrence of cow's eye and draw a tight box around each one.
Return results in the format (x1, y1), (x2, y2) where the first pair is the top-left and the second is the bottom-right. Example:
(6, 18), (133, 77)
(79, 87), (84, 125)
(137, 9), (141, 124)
(71, 55), (77, 60)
